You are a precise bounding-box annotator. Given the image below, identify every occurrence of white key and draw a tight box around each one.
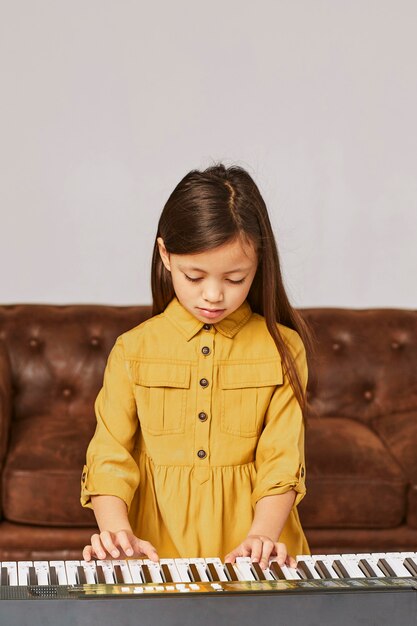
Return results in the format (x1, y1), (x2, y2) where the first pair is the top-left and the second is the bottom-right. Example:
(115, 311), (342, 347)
(80, 561), (98, 584)
(174, 559), (192, 582)
(114, 560), (133, 583)
(127, 560), (144, 584)
(159, 558), (183, 583)
(65, 561), (80, 585)
(339, 554), (365, 578)
(17, 561), (33, 586)
(144, 560), (163, 583)
(49, 561), (67, 585)
(205, 557), (228, 582)
(281, 564), (302, 580)
(235, 557), (255, 581)
(96, 560), (115, 584)
(2, 562), (18, 586)
(33, 562), (50, 586)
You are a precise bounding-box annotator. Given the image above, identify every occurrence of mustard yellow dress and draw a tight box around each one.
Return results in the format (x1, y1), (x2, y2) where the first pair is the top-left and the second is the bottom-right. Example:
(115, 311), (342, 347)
(81, 297), (309, 558)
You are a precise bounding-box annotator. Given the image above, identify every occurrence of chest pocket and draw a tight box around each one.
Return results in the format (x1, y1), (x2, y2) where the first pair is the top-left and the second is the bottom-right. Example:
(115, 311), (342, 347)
(131, 361), (191, 435)
(219, 360), (283, 438)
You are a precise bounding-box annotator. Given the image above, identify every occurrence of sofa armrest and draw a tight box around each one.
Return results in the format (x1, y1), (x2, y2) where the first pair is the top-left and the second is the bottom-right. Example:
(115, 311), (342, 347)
(0, 341), (12, 466)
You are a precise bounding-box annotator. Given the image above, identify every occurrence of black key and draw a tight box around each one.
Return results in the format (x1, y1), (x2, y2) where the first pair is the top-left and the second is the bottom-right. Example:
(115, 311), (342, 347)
(315, 560), (332, 579)
(141, 564), (153, 584)
(49, 566), (59, 586)
(188, 563), (201, 582)
(95, 565), (106, 584)
(224, 562), (238, 581)
(77, 566), (87, 584)
(0, 567), (9, 586)
(377, 558), (396, 577)
(251, 562), (266, 581)
(358, 559), (377, 578)
(113, 565), (124, 583)
(297, 560), (315, 580)
(403, 557), (417, 576)
(269, 561), (285, 580)
(332, 559), (350, 579)
(206, 563), (220, 582)
(28, 566), (38, 586)
(161, 564), (173, 583)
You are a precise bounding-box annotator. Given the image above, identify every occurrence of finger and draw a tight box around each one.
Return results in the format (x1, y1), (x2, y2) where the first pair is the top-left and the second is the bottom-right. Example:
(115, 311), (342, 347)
(82, 545), (93, 562)
(91, 533), (107, 560)
(287, 554), (297, 569)
(137, 540), (159, 562)
(249, 538), (263, 564)
(275, 542), (288, 567)
(259, 539), (274, 570)
(224, 549), (238, 563)
(116, 531), (134, 557)
(100, 531), (120, 558)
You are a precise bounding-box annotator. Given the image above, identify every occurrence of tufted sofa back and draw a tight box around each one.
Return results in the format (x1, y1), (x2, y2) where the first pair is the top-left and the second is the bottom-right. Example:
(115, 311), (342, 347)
(0, 305), (416, 544)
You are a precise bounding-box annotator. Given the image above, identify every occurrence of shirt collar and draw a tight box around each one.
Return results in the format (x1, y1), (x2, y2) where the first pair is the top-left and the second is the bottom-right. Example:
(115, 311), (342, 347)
(163, 297), (253, 341)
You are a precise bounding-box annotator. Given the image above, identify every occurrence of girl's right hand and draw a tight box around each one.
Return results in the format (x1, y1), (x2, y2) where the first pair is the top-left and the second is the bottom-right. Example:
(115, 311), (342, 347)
(82, 530), (159, 562)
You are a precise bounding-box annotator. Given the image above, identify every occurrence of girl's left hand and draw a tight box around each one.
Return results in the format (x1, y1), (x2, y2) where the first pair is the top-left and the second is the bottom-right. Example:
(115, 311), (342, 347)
(224, 535), (297, 570)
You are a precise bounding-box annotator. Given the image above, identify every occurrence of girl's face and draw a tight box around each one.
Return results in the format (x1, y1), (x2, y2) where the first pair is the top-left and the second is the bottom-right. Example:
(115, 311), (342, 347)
(157, 236), (258, 323)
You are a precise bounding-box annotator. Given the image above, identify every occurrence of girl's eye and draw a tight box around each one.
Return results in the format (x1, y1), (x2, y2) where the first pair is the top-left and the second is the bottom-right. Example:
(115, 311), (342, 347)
(184, 274), (202, 283)
(228, 278), (245, 285)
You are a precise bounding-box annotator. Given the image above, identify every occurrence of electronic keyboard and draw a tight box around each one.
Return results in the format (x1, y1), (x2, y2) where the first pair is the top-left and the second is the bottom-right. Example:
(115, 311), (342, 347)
(1, 552), (416, 626)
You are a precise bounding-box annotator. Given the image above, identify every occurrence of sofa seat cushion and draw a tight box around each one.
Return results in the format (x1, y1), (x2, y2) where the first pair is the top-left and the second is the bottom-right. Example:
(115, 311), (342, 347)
(2, 415), (95, 526)
(299, 417), (407, 529)
(372, 410), (417, 528)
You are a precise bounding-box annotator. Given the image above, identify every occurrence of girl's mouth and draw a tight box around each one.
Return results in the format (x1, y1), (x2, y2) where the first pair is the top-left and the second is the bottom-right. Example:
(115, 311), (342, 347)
(197, 307), (226, 319)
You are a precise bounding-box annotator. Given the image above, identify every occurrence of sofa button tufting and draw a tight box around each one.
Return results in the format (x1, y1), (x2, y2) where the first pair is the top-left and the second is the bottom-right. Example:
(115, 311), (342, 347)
(391, 341), (400, 350)
(62, 388), (72, 398)
(332, 342), (341, 351)
(90, 337), (100, 347)
(364, 390), (373, 401)
(29, 338), (39, 348)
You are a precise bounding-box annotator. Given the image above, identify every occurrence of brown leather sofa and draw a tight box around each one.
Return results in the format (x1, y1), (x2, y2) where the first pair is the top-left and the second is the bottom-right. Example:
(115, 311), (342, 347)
(0, 304), (416, 560)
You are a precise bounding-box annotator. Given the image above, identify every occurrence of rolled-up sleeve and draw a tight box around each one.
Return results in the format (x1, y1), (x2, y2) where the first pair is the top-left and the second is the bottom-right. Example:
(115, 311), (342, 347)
(80, 336), (140, 511)
(251, 330), (307, 509)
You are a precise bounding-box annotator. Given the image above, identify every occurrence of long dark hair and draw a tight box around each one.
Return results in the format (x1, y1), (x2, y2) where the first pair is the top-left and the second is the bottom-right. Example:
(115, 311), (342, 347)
(151, 163), (313, 413)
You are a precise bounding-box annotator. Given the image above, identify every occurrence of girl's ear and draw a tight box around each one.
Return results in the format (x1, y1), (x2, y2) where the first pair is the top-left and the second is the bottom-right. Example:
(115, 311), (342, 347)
(157, 237), (171, 272)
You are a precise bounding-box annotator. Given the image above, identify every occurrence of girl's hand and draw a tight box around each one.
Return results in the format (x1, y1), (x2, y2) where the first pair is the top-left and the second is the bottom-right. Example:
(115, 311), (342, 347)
(82, 530), (159, 562)
(224, 535), (297, 570)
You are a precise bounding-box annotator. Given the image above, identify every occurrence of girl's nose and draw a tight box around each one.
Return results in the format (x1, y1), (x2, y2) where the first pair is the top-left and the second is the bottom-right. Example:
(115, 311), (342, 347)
(202, 283), (224, 304)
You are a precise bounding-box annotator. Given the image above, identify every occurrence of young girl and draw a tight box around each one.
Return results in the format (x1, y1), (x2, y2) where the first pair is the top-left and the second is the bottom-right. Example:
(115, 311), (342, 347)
(81, 163), (312, 571)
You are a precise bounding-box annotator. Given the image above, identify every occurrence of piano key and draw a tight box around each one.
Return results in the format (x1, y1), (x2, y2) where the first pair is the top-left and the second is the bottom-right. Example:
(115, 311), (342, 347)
(1, 567), (9, 586)
(49, 566), (59, 586)
(80, 561), (100, 585)
(251, 562), (266, 581)
(332, 559), (351, 579)
(127, 560), (145, 584)
(17, 562), (33, 586)
(205, 558), (228, 582)
(269, 561), (285, 580)
(205, 562), (220, 582)
(314, 560), (333, 579)
(403, 557), (417, 576)
(281, 564), (302, 580)
(358, 559), (378, 578)
(190, 558), (210, 582)
(160, 563), (173, 583)
(377, 558), (397, 577)
(2, 563), (18, 586)
(296, 557), (321, 580)
(144, 560), (164, 584)
(159, 559), (182, 583)
(338, 555), (366, 578)
(65, 561), (80, 585)
(223, 562), (239, 581)
(33, 562), (50, 586)
(113, 565), (124, 584)
(174, 559), (192, 583)
(187, 563), (201, 583)
(140, 564), (153, 584)
(95, 565), (106, 584)
(235, 557), (256, 581)
(49, 561), (67, 585)
(96, 560), (116, 584)
(77, 566), (87, 584)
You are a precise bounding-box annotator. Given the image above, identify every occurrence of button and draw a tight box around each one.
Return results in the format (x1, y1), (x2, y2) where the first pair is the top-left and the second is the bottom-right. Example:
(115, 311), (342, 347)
(29, 338), (39, 348)
(203, 324), (211, 331)
(197, 449), (207, 459)
(198, 412), (208, 422)
(90, 337), (100, 347)
(62, 388), (72, 398)
(332, 342), (341, 351)
(201, 346), (211, 355)
(364, 390), (373, 401)
(81, 472), (86, 482)
(300, 467), (305, 478)
(391, 341), (400, 350)
(199, 378), (209, 388)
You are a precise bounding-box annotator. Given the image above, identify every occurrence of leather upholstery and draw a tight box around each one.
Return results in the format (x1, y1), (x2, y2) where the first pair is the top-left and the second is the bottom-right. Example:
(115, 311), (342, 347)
(0, 304), (416, 559)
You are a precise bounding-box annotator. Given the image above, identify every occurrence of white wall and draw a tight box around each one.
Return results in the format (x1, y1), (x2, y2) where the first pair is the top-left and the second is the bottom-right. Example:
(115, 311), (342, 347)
(1, 0), (416, 308)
